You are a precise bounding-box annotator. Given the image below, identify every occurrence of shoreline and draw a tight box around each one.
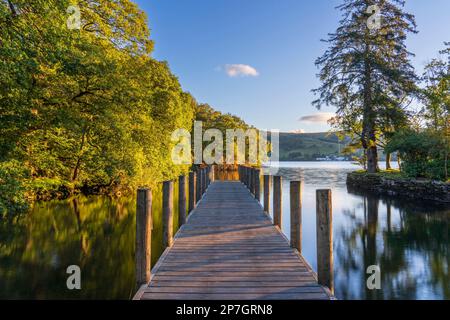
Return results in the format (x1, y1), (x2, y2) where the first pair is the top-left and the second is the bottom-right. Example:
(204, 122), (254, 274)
(346, 171), (450, 203)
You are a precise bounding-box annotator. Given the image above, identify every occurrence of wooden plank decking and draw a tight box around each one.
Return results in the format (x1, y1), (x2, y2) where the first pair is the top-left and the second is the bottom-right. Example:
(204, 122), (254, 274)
(134, 181), (333, 300)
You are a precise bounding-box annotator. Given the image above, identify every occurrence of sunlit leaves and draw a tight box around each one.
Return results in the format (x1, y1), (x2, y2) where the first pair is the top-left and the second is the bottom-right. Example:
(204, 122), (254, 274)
(0, 0), (195, 212)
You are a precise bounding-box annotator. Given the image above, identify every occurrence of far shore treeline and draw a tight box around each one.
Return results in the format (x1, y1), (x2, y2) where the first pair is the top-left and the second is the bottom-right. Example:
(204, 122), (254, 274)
(0, 0), (251, 215)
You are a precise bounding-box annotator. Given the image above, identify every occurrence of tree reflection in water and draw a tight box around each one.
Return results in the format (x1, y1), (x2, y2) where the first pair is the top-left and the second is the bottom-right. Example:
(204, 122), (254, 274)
(336, 188), (449, 300)
(0, 183), (182, 299)
(1, 164), (448, 300)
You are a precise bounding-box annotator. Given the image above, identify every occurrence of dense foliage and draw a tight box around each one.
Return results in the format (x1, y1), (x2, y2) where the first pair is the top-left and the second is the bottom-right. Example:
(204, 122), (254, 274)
(0, 0), (195, 215)
(195, 103), (258, 165)
(386, 43), (449, 181)
(386, 130), (448, 180)
(195, 103), (250, 133)
(0, 160), (29, 215)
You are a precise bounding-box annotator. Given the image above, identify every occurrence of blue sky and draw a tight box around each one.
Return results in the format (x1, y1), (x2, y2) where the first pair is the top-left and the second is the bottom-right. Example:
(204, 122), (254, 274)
(135, 0), (450, 132)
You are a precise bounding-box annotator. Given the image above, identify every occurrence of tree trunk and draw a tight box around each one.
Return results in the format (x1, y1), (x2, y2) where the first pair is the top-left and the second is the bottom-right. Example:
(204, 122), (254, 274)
(361, 49), (378, 174)
(445, 149), (448, 181)
(385, 152), (392, 170)
(7, 0), (17, 16)
(444, 121), (449, 180)
(362, 98), (379, 173)
(72, 126), (87, 182)
(367, 143), (378, 173)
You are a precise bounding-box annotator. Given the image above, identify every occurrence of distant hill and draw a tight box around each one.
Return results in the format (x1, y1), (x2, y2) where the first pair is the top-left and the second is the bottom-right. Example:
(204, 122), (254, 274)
(278, 132), (353, 161)
(277, 132), (395, 161)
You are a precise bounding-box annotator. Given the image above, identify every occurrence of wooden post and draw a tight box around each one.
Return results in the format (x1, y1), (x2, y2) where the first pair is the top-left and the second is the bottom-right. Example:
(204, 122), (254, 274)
(316, 189), (333, 292)
(273, 176), (282, 228)
(249, 168), (254, 195)
(202, 168), (206, 194)
(254, 169), (261, 201)
(162, 181), (174, 248)
(196, 168), (202, 202)
(252, 169), (256, 196)
(211, 165), (215, 182)
(188, 171), (196, 213)
(207, 166), (210, 185)
(253, 169), (257, 195)
(178, 175), (187, 226)
(198, 168), (202, 197)
(290, 181), (302, 253)
(136, 188), (152, 288)
(202, 168), (207, 194)
(263, 175), (271, 214)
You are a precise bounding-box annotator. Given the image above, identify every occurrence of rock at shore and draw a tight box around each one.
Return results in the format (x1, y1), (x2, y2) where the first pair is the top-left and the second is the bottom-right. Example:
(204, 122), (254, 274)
(346, 172), (450, 203)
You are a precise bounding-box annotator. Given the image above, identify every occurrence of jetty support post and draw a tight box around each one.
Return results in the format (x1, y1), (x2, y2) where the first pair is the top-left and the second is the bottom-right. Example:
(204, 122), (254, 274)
(203, 167), (207, 193)
(245, 167), (249, 188)
(246, 167), (250, 191)
(198, 168), (203, 196)
(255, 169), (261, 201)
(211, 165), (215, 182)
(188, 171), (196, 213)
(263, 175), (271, 214)
(136, 188), (152, 288)
(316, 189), (333, 293)
(196, 168), (202, 203)
(273, 176), (282, 228)
(290, 181), (302, 253)
(250, 168), (255, 196)
(178, 175), (187, 227)
(163, 180), (174, 248)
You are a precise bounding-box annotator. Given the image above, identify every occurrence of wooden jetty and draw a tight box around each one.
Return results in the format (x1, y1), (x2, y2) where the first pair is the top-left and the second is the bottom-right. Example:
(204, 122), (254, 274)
(134, 166), (334, 300)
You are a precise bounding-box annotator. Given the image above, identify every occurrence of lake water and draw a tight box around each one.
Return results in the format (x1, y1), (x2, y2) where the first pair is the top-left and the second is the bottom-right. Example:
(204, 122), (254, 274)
(0, 162), (448, 300)
(262, 162), (449, 300)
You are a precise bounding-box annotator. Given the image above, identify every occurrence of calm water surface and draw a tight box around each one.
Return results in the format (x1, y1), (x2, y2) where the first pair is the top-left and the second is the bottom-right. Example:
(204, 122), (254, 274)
(263, 162), (449, 300)
(0, 183), (181, 299)
(0, 162), (448, 299)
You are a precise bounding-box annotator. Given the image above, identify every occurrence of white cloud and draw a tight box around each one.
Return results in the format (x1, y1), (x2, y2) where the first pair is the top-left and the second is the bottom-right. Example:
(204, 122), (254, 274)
(224, 64), (259, 77)
(298, 112), (335, 123)
(290, 129), (306, 134)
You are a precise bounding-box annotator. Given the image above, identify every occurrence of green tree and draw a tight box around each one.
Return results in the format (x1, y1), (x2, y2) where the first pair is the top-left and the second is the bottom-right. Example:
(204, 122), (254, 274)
(0, 0), (196, 211)
(420, 43), (450, 179)
(195, 103), (255, 165)
(386, 129), (448, 180)
(313, 0), (417, 173)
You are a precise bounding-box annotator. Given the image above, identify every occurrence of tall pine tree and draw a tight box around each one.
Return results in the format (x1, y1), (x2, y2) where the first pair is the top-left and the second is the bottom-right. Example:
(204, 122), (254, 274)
(313, 0), (417, 172)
